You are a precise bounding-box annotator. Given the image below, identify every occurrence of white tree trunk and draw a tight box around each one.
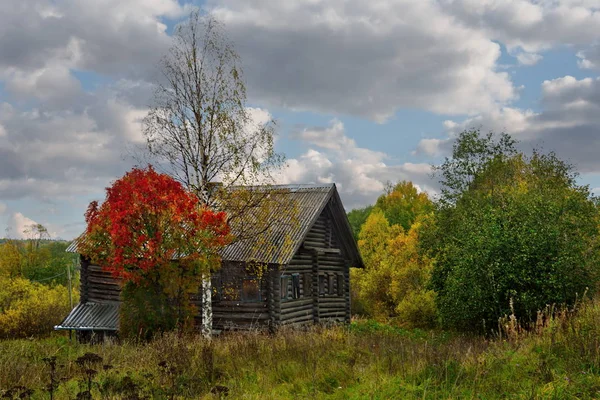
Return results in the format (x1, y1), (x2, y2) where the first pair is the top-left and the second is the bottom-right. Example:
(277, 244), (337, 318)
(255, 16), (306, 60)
(201, 274), (212, 339)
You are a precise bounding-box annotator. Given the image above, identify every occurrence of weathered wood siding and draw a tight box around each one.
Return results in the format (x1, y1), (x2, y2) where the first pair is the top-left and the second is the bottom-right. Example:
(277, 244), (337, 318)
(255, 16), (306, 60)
(280, 205), (349, 326)
(82, 258), (121, 303)
(210, 261), (271, 330)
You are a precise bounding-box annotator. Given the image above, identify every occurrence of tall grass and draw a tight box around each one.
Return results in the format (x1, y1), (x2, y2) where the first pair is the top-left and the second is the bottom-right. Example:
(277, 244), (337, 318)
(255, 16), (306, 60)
(2, 301), (600, 399)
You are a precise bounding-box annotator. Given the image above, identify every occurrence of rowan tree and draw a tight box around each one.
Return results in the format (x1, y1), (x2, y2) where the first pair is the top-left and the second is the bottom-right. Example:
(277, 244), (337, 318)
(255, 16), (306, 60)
(81, 166), (231, 339)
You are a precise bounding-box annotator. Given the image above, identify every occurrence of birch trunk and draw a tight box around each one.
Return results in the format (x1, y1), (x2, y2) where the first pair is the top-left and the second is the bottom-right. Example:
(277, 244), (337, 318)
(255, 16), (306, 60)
(201, 274), (212, 338)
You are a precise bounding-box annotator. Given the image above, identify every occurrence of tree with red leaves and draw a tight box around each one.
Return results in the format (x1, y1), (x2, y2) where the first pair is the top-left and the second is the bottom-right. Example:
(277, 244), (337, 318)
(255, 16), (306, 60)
(81, 166), (231, 338)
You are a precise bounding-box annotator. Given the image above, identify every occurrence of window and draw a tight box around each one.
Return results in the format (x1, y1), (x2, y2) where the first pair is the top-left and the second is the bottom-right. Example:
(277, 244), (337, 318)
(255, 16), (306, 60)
(328, 274), (335, 295)
(242, 278), (261, 302)
(303, 272), (312, 296)
(281, 275), (290, 300)
(319, 274), (325, 296)
(337, 273), (344, 296)
(292, 274), (301, 299)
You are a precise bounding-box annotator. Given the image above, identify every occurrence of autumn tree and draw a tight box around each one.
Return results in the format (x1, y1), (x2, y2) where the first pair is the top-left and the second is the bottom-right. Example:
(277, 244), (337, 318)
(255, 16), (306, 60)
(375, 181), (433, 231)
(352, 190), (436, 328)
(426, 130), (600, 333)
(81, 166), (231, 339)
(0, 240), (23, 278)
(142, 11), (285, 336)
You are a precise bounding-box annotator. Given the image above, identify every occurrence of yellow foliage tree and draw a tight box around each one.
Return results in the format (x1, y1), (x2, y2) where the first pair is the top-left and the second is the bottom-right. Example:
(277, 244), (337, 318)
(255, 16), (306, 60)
(0, 241), (23, 278)
(353, 209), (436, 328)
(0, 276), (78, 338)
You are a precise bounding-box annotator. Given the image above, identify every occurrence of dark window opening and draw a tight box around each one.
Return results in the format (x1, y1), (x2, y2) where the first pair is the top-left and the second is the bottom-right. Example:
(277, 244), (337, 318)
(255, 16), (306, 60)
(319, 274), (325, 296)
(328, 274), (335, 295)
(303, 272), (312, 296)
(281, 275), (290, 300)
(292, 274), (301, 299)
(337, 273), (344, 296)
(242, 278), (261, 302)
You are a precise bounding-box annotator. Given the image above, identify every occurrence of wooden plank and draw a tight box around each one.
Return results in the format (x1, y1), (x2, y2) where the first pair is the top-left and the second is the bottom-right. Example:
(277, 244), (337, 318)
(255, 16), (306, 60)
(281, 308), (312, 320)
(281, 298), (312, 309)
(317, 298), (346, 305)
(303, 246), (341, 255)
(213, 313), (268, 320)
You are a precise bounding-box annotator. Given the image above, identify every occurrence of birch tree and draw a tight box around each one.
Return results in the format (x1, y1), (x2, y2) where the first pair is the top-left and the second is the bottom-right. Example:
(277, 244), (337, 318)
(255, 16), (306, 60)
(143, 11), (285, 337)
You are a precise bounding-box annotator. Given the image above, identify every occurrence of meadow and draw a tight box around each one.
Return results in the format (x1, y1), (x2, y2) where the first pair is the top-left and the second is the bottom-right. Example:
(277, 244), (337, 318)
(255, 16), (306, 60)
(2, 301), (600, 399)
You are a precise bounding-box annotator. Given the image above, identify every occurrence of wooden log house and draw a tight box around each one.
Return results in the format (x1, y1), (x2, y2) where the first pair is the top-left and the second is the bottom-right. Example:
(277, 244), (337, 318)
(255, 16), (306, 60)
(56, 184), (364, 338)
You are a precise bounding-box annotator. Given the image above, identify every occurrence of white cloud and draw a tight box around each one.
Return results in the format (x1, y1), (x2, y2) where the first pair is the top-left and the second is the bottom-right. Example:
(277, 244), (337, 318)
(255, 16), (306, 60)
(277, 119), (436, 208)
(439, 0), (600, 54)
(4, 64), (81, 104)
(8, 212), (38, 239)
(418, 75), (600, 174)
(515, 52), (543, 66)
(207, 0), (517, 121)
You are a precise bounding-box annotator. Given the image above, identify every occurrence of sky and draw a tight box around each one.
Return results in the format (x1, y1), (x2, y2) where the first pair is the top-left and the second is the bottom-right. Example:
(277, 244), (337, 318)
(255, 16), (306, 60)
(2, 0), (600, 240)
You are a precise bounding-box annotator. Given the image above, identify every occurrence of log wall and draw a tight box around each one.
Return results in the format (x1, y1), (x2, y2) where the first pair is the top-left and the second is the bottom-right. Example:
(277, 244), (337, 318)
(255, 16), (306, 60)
(83, 259), (121, 304)
(279, 206), (349, 326)
(210, 261), (271, 330)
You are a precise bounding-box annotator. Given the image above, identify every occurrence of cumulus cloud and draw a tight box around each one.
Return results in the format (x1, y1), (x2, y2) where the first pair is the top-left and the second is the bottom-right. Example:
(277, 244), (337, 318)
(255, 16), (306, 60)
(207, 0), (516, 121)
(0, 90), (144, 201)
(0, 0), (187, 80)
(7, 212), (38, 239)
(515, 51), (543, 66)
(277, 119), (436, 208)
(439, 0), (600, 54)
(417, 75), (600, 174)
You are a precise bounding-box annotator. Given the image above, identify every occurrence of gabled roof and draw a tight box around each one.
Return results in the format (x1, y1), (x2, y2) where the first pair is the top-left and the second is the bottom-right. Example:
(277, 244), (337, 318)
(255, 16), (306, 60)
(67, 183), (364, 268)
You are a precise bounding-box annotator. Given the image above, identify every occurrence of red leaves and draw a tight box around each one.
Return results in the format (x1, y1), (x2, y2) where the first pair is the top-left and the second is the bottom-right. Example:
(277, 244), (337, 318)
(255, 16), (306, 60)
(81, 166), (231, 282)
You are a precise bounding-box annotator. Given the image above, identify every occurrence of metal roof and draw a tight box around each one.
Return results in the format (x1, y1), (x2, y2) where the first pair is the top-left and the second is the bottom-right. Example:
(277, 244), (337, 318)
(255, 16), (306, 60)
(66, 183), (363, 267)
(220, 184), (334, 264)
(55, 302), (119, 331)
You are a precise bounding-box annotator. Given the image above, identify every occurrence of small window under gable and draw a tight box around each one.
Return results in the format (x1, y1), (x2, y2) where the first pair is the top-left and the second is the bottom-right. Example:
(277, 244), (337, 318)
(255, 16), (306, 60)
(242, 278), (261, 302)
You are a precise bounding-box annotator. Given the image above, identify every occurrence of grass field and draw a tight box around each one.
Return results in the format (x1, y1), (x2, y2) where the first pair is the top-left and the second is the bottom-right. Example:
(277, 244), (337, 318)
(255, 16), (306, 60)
(2, 302), (600, 399)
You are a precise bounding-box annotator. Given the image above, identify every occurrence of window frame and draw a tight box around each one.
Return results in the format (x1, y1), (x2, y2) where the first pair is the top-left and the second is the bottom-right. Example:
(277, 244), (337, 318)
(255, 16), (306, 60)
(303, 272), (312, 297)
(328, 273), (335, 296)
(318, 274), (326, 296)
(291, 273), (301, 299)
(337, 273), (344, 297)
(280, 275), (290, 301)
